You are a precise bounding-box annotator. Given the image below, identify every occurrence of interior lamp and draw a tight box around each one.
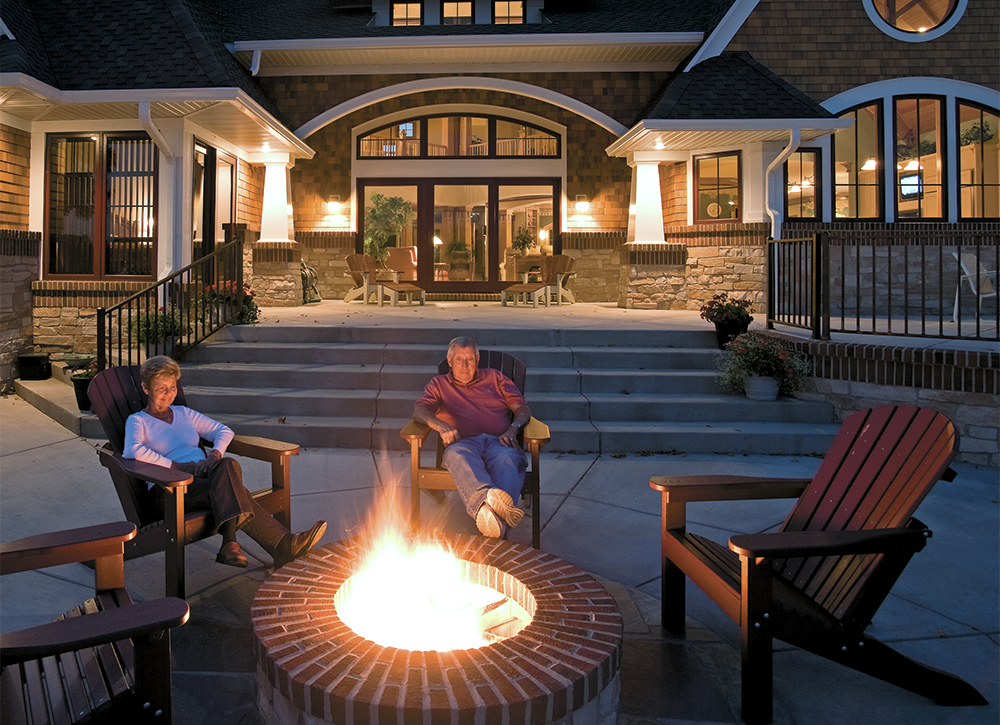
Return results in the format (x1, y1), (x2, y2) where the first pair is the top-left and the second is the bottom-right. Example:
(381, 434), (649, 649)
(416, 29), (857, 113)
(538, 229), (548, 242)
(433, 236), (443, 246)
(575, 195), (590, 212)
(327, 195), (342, 213)
(861, 158), (877, 171)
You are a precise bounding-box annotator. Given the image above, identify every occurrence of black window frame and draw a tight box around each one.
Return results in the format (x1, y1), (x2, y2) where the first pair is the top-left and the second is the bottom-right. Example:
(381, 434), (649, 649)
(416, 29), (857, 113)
(693, 151), (742, 224)
(893, 94), (947, 220)
(493, 1), (525, 24)
(784, 148), (822, 221)
(391, 1), (423, 26)
(441, 1), (473, 25)
(832, 101), (885, 221)
(956, 99), (1000, 221)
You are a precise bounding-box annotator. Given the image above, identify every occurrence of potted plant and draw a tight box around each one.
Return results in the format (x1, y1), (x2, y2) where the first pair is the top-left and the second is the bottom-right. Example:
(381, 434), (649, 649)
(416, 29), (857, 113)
(447, 238), (471, 279)
(363, 193), (414, 264)
(511, 226), (534, 255)
(700, 292), (754, 349)
(70, 359), (99, 411)
(716, 331), (810, 400)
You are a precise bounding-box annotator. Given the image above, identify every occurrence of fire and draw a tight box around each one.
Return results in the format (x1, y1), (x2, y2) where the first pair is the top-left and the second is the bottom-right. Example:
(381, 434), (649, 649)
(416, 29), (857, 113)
(334, 485), (527, 651)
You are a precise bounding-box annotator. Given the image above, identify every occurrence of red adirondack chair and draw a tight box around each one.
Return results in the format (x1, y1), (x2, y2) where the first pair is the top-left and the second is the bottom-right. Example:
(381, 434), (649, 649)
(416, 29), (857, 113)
(399, 351), (550, 548)
(88, 365), (298, 598)
(650, 404), (986, 724)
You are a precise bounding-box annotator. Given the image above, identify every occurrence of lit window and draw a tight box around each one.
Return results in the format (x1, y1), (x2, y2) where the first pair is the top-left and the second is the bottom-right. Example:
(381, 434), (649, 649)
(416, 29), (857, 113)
(785, 150), (820, 220)
(871, 0), (958, 33)
(694, 152), (741, 223)
(833, 103), (882, 219)
(894, 97), (943, 219)
(359, 116), (559, 159)
(958, 102), (1000, 219)
(494, 1), (524, 24)
(427, 116), (489, 156)
(443, 2), (473, 25)
(495, 120), (558, 157)
(392, 2), (422, 26)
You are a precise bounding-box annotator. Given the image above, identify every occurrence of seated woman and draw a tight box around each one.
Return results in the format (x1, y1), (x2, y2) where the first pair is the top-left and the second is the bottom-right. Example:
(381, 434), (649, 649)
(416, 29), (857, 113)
(124, 356), (325, 568)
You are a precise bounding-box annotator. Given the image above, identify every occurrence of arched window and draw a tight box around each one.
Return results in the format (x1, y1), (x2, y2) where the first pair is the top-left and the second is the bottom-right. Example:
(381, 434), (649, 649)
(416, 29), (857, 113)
(958, 102), (1000, 219)
(894, 96), (944, 219)
(358, 115), (559, 159)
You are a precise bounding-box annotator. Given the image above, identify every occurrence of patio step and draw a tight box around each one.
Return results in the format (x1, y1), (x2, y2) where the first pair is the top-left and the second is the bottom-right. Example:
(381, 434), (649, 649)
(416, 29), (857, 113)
(173, 325), (839, 455)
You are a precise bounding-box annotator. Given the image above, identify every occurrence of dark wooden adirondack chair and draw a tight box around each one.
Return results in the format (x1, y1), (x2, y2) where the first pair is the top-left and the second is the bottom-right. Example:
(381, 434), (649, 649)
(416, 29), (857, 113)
(1, 522), (190, 724)
(88, 365), (299, 598)
(399, 351), (550, 548)
(650, 404), (986, 724)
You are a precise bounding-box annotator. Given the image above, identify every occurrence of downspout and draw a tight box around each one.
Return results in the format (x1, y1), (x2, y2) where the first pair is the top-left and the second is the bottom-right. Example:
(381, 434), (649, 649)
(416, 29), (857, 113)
(764, 128), (800, 241)
(250, 50), (262, 76)
(139, 101), (179, 278)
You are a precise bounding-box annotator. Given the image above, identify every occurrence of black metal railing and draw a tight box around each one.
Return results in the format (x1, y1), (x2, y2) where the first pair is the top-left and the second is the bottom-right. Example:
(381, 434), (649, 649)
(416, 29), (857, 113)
(96, 239), (244, 370)
(768, 231), (999, 341)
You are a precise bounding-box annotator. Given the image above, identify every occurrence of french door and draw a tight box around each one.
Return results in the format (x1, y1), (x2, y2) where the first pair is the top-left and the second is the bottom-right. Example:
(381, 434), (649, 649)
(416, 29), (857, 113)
(358, 178), (560, 293)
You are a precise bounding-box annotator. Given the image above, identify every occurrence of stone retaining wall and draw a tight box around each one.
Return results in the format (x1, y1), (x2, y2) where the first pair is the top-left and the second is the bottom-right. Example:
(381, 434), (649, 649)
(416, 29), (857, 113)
(1, 230), (40, 392)
(298, 231), (355, 302)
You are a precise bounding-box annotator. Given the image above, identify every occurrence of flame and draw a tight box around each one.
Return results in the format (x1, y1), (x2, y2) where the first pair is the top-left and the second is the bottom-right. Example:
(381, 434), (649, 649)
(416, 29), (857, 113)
(335, 484), (510, 651)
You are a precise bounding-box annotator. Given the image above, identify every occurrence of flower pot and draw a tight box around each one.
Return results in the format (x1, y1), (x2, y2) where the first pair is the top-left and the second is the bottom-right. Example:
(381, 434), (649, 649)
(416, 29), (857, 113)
(71, 375), (93, 411)
(744, 375), (779, 401)
(714, 321), (749, 349)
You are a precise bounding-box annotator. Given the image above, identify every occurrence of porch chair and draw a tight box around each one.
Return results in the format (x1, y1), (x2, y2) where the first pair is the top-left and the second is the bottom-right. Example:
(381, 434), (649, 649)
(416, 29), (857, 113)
(399, 351), (550, 548)
(649, 404), (986, 725)
(386, 246), (418, 281)
(952, 251), (997, 323)
(88, 365), (299, 599)
(344, 253), (425, 306)
(501, 254), (576, 307)
(1, 521), (190, 724)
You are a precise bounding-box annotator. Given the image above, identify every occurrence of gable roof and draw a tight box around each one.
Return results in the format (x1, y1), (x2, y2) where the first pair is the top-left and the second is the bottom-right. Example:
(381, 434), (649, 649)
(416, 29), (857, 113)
(641, 52), (835, 123)
(0, 0), (58, 87)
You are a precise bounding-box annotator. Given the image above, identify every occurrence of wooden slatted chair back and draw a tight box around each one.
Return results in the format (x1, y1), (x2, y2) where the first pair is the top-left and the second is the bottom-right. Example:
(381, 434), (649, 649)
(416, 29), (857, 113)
(541, 254), (575, 284)
(435, 349), (527, 394)
(345, 253), (378, 287)
(775, 405), (957, 624)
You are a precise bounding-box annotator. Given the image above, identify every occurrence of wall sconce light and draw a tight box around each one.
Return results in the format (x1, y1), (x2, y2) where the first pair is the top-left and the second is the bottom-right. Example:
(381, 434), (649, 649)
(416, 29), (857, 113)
(861, 158), (877, 171)
(575, 195), (590, 212)
(327, 195), (342, 213)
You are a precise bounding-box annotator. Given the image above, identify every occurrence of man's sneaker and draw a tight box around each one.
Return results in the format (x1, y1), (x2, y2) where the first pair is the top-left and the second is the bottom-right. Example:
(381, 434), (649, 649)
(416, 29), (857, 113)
(475, 503), (506, 538)
(486, 488), (524, 529)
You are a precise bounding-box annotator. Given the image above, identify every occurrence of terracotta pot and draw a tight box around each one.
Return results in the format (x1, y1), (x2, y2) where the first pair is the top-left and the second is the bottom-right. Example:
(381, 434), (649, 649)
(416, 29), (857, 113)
(744, 375), (779, 401)
(714, 321), (749, 349)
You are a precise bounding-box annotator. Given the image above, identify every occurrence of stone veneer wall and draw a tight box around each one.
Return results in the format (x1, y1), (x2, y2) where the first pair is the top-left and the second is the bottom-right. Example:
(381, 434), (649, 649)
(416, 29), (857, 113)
(620, 223), (770, 310)
(1, 125), (31, 232)
(561, 231), (625, 302)
(31, 281), (147, 355)
(297, 231), (356, 301)
(776, 332), (1000, 467)
(1, 230), (40, 392)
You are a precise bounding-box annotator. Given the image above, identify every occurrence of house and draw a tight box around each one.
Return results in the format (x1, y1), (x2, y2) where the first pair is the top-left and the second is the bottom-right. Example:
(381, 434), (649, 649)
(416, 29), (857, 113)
(2, 0), (997, 366)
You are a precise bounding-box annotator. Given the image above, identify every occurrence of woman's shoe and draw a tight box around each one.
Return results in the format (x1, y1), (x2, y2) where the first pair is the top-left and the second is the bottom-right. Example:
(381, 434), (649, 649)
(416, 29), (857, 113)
(274, 521), (327, 568)
(216, 541), (248, 568)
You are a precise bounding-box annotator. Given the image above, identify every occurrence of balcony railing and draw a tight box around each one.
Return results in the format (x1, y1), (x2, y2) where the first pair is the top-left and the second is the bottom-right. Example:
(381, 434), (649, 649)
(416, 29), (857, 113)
(768, 231), (999, 341)
(96, 239), (244, 370)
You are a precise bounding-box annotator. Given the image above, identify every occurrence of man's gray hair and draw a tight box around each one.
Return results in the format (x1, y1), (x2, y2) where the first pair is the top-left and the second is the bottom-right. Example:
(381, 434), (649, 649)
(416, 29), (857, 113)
(447, 336), (479, 359)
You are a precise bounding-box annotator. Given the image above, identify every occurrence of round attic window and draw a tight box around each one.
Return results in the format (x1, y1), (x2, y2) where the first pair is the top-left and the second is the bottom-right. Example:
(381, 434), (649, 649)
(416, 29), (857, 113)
(863, 0), (966, 42)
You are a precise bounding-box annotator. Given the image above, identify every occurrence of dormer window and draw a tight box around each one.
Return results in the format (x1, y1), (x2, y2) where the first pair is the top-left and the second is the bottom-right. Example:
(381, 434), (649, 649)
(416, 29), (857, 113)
(494, 1), (525, 24)
(443, 2), (473, 25)
(392, 2), (422, 26)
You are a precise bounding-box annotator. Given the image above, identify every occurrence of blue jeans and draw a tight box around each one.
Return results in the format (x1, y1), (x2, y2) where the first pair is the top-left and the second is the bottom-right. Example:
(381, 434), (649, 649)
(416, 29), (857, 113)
(442, 434), (528, 518)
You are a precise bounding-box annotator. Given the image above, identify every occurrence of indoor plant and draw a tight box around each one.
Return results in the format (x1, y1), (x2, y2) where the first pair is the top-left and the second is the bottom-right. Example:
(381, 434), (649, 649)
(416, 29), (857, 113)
(700, 292), (754, 349)
(363, 193), (414, 264)
(716, 331), (810, 400)
(511, 226), (534, 255)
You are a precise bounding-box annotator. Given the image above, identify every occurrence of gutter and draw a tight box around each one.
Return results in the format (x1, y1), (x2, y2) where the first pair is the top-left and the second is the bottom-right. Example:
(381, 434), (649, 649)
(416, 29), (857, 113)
(138, 101), (175, 158)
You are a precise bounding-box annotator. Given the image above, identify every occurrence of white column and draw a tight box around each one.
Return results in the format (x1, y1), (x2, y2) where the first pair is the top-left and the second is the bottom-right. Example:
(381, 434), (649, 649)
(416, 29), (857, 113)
(260, 157), (294, 243)
(628, 156), (665, 244)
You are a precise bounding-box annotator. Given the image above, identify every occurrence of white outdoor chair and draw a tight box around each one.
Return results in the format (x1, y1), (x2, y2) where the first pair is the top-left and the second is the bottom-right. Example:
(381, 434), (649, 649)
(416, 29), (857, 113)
(952, 251), (997, 323)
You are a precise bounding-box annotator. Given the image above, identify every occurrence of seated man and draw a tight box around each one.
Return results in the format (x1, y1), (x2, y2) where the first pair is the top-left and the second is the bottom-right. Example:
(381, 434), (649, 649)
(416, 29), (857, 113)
(413, 337), (530, 537)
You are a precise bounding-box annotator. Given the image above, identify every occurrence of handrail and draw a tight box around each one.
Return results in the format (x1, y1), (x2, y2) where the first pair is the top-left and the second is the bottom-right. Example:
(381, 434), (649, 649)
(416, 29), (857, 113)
(96, 239), (244, 370)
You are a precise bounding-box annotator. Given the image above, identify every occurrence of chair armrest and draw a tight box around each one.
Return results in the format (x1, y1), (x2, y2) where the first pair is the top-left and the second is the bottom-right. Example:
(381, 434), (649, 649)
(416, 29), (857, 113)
(522, 417), (550, 447)
(400, 419), (432, 443)
(0, 522), (137, 575)
(729, 526), (930, 559)
(227, 435), (300, 464)
(649, 475), (811, 503)
(103, 452), (193, 491)
(0, 598), (190, 666)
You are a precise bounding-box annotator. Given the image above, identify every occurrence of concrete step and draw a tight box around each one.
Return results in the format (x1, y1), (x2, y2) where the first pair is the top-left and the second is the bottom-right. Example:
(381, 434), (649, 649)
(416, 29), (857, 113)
(14, 377), (104, 439)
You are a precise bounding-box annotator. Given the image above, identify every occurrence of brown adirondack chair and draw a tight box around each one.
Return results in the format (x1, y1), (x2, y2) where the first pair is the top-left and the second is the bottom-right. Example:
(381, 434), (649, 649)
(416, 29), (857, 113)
(650, 404), (986, 724)
(88, 365), (299, 598)
(1, 521), (190, 724)
(344, 253), (425, 306)
(399, 351), (550, 548)
(501, 254), (576, 307)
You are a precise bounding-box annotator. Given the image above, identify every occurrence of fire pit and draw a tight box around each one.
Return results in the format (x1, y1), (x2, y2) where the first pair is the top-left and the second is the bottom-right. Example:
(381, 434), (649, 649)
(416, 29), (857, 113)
(252, 535), (623, 725)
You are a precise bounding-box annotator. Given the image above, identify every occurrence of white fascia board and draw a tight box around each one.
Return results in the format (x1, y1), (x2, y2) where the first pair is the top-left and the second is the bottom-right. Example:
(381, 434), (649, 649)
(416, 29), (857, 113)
(231, 32), (704, 52)
(684, 0), (760, 71)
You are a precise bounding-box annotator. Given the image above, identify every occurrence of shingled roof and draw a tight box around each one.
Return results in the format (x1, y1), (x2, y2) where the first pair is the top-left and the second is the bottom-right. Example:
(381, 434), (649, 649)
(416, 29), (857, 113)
(0, 0), (58, 87)
(639, 52), (836, 124)
(1, 0), (286, 124)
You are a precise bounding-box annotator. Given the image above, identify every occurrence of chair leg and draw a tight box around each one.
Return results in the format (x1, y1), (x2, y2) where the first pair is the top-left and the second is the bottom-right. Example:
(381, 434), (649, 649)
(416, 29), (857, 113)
(164, 487), (186, 600)
(133, 630), (174, 721)
(741, 555), (773, 725)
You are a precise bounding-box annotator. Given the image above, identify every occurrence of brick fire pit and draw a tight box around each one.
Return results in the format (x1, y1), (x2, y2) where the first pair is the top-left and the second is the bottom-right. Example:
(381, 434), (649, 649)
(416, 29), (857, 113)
(252, 535), (623, 725)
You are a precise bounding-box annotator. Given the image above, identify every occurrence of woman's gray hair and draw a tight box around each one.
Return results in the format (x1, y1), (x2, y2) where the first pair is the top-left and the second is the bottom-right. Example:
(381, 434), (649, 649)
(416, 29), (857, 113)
(140, 356), (182, 387)
(447, 336), (479, 360)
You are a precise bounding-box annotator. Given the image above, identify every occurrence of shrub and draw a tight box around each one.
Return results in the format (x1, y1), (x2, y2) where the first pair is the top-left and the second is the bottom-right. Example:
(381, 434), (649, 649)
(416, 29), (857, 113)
(717, 331), (810, 396)
(129, 308), (182, 344)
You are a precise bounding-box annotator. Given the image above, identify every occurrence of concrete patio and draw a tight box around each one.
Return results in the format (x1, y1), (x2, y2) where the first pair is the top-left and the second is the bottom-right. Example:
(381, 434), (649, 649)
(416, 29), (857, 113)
(1, 384), (997, 724)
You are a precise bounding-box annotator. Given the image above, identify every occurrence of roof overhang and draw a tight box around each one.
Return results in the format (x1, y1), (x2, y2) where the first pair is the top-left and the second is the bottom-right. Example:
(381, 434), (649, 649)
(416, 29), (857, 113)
(0, 73), (314, 159)
(606, 118), (854, 158)
(229, 32), (704, 76)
